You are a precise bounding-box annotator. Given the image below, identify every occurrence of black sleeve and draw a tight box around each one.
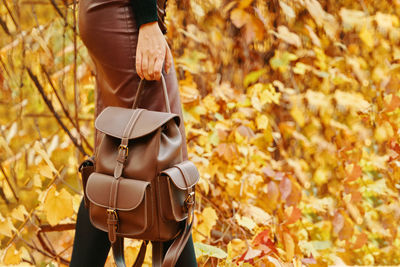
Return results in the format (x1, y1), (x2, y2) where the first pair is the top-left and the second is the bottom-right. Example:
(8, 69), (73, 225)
(130, 0), (158, 30)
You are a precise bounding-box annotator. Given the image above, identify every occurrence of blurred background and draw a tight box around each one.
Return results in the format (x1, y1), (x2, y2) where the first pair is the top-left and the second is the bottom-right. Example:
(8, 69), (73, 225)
(1, 0), (400, 266)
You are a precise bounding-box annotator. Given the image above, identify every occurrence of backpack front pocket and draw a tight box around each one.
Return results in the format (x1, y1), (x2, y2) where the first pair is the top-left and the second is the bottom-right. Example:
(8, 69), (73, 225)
(86, 172), (153, 237)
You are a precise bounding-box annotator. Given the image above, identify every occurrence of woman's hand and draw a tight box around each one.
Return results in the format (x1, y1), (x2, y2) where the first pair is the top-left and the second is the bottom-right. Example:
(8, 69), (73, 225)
(136, 21), (172, 81)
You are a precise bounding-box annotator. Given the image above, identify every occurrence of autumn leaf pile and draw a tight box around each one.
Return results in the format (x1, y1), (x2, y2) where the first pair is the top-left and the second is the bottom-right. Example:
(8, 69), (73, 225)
(1, 0), (400, 266)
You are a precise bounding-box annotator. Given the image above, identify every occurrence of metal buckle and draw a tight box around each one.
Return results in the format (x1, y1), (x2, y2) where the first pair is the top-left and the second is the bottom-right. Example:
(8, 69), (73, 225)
(107, 208), (118, 220)
(183, 192), (195, 225)
(118, 144), (129, 157)
(184, 192), (195, 210)
(107, 209), (118, 230)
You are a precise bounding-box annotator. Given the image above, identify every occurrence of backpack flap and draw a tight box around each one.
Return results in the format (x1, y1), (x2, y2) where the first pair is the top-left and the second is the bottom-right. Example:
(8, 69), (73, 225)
(94, 106), (180, 139)
(159, 160), (199, 222)
(85, 172), (153, 236)
(93, 106), (183, 181)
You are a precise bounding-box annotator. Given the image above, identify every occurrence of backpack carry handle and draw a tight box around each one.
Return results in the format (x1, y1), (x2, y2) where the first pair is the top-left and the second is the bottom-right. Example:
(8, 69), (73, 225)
(132, 73), (171, 113)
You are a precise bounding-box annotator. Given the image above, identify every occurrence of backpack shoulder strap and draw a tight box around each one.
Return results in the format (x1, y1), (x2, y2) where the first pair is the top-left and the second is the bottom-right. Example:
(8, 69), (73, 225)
(112, 210), (194, 267)
(161, 217), (194, 267)
(112, 238), (148, 267)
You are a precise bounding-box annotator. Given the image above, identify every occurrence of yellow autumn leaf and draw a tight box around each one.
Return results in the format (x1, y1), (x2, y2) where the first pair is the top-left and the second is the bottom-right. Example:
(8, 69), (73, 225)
(39, 165), (54, 179)
(339, 8), (370, 31)
(180, 85), (200, 104)
(230, 8), (251, 28)
(11, 205), (28, 222)
(375, 12), (396, 34)
(259, 84), (280, 105)
(305, 90), (331, 111)
(242, 205), (272, 226)
(313, 167), (330, 186)
(202, 206), (217, 229)
(238, 0), (253, 9)
(0, 215), (15, 238)
(43, 186), (74, 226)
(272, 25), (302, 47)
(359, 26), (375, 48)
(227, 238), (247, 259)
(290, 106), (305, 127)
(293, 62), (310, 75)
(235, 214), (257, 233)
(33, 141), (59, 175)
(196, 207), (218, 241)
(279, 1), (296, 20)
(72, 194), (84, 213)
(2, 244), (22, 265)
(202, 94), (219, 113)
(283, 232), (295, 262)
(334, 90), (371, 113)
(255, 114), (268, 130)
(32, 174), (42, 187)
(374, 121), (394, 143)
(304, 0), (338, 39)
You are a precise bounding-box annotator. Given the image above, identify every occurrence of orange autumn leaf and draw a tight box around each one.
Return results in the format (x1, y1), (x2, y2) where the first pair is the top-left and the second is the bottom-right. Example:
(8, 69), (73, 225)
(353, 232), (368, 249)
(345, 163), (362, 183)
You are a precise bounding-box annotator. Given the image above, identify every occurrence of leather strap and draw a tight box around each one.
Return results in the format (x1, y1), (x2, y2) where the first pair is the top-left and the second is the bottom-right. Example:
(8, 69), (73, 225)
(113, 239), (149, 267)
(152, 242), (163, 267)
(113, 237), (126, 267)
(111, 211), (194, 267)
(161, 208), (194, 267)
(107, 179), (120, 243)
(108, 109), (145, 244)
(114, 109), (144, 179)
(133, 241), (148, 267)
(132, 73), (171, 113)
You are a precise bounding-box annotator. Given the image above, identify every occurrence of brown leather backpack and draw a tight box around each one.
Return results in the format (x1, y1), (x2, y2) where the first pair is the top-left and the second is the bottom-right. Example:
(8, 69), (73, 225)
(78, 74), (198, 267)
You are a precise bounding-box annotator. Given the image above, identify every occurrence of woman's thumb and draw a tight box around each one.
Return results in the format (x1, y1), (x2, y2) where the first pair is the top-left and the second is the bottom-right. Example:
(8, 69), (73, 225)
(164, 45), (172, 74)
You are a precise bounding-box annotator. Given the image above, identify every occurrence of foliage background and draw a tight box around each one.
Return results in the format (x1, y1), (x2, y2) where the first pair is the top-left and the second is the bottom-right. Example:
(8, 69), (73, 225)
(1, 0), (400, 266)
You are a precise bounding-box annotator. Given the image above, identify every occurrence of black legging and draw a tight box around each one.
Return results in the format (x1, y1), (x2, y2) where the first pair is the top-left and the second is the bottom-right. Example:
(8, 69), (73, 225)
(70, 198), (197, 266)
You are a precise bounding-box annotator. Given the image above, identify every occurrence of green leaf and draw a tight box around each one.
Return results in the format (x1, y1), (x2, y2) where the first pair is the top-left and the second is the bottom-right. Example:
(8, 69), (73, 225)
(311, 240), (332, 250)
(194, 242), (228, 259)
(244, 68), (267, 88)
(208, 130), (220, 146)
(270, 51), (298, 72)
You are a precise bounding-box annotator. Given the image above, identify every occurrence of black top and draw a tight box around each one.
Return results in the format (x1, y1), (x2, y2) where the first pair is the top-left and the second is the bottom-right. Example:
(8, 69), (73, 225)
(130, 0), (158, 29)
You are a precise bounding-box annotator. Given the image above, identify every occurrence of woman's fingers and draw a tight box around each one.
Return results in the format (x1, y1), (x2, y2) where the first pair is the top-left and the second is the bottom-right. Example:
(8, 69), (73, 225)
(142, 54), (150, 80)
(149, 43), (164, 80)
(153, 56), (164, 80)
(142, 49), (164, 80)
(136, 52), (143, 79)
(147, 55), (155, 80)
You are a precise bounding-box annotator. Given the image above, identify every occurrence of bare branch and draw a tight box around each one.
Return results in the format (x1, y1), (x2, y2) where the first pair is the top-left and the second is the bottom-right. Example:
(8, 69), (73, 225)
(0, 163), (19, 201)
(26, 67), (89, 156)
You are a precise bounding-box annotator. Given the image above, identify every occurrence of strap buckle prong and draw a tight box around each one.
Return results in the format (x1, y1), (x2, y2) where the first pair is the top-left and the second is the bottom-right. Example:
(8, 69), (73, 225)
(184, 191), (195, 213)
(107, 208), (118, 230)
(118, 144), (129, 158)
(107, 208), (118, 219)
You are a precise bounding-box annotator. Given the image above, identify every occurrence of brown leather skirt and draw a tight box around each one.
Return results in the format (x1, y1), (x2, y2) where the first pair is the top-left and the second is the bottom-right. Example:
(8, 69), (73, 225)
(78, 0), (188, 160)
